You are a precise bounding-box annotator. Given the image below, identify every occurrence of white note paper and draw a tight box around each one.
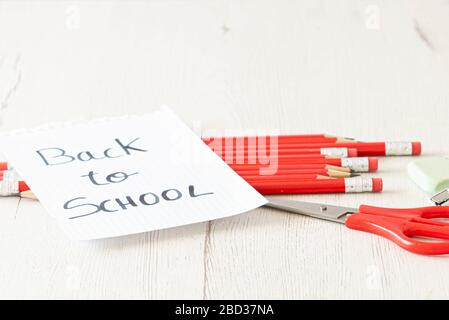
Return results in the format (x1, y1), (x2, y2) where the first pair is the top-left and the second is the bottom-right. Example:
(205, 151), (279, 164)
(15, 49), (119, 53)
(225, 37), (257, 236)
(0, 107), (267, 240)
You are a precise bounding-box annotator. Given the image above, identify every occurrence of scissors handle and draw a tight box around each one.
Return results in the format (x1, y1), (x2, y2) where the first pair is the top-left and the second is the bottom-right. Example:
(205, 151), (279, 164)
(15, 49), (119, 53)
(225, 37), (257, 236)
(345, 205), (449, 255)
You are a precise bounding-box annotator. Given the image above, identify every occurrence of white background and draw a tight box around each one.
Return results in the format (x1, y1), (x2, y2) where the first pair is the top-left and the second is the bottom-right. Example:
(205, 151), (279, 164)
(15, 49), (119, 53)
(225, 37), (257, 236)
(0, 0), (449, 299)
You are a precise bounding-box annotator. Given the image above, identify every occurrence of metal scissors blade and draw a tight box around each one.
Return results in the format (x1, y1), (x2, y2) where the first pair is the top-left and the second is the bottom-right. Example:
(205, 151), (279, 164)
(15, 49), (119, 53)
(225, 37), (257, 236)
(264, 197), (357, 224)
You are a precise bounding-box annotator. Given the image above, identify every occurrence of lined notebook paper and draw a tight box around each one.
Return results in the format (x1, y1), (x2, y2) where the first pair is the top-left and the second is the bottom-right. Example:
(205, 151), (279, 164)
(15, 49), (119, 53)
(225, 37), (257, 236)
(0, 106), (267, 240)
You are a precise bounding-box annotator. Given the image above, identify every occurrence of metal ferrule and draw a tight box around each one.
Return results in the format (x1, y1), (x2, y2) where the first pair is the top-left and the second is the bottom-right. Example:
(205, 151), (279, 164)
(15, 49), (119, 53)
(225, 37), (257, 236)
(431, 189), (449, 206)
(385, 142), (413, 156)
(0, 171), (19, 196)
(341, 157), (369, 172)
(344, 177), (373, 193)
(320, 148), (348, 157)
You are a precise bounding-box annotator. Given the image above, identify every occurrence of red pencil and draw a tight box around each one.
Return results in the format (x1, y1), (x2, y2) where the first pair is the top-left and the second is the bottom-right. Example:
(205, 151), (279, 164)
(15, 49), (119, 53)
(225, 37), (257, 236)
(255, 156), (377, 172)
(243, 174), (335, 183)
(251, 177), (383, 195)
(228, 157), (377, 172)
(236, 169), (360, 180)
(235, 168), (350, 178)
(202, 134), (355, 146)
(231, 163), (353, 174)
(236, 167), (339, 175)
(214, 147), (358, 159)
(226, 141), (421, 156)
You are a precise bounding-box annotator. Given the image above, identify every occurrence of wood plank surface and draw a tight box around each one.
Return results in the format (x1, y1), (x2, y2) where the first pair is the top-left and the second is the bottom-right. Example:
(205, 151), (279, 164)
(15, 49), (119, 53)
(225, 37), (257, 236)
(1, 0), (449, 299)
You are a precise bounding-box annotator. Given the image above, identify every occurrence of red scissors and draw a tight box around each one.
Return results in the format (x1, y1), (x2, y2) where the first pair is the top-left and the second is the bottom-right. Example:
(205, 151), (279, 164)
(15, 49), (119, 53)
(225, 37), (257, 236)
(265, 197), (449, 255)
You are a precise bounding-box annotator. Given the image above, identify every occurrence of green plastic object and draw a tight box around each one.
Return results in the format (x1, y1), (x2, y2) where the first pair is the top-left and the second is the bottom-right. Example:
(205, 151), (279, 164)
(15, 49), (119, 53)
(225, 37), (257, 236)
(408, 157), (449, 193)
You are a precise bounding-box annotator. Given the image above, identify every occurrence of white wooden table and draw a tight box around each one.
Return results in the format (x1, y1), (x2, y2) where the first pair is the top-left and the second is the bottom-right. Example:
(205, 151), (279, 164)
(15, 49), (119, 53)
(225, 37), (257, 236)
(1, 0), (449, 299)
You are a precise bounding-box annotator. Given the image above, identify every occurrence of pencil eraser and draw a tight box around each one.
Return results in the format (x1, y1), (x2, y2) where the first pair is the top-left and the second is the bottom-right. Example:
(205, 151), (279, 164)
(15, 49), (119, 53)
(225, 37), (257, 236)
(368, 158), (378, 172)
(412, 142), (422, 155)
(408, 157), (449, 193)
(347, 148), (358, 157)
(372, 178), (383, 192)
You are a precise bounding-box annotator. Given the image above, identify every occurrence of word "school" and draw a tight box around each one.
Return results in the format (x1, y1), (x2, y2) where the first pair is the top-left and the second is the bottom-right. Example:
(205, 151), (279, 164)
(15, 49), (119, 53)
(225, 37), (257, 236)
(63, 185), (214, 219)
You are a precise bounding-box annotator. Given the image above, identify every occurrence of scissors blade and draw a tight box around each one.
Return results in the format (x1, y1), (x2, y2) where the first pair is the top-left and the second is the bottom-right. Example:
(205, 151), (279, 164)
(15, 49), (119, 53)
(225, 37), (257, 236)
(264, 197), (357, 224)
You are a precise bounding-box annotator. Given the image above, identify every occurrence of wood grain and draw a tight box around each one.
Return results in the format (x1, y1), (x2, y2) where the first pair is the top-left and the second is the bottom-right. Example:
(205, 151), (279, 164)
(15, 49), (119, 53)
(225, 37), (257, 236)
(1, 0), (449, 299)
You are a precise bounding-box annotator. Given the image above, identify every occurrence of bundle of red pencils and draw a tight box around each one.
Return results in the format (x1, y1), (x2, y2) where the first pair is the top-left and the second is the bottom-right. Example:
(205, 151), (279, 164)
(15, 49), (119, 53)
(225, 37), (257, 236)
(202, 134), (422, 195)
(0, 134), (422, 198)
